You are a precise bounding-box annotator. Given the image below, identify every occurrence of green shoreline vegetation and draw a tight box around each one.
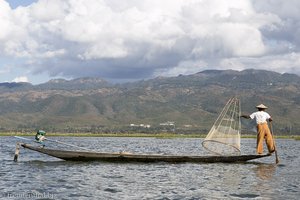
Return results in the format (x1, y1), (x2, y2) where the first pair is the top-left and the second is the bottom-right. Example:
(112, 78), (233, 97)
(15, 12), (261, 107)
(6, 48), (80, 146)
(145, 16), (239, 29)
(1, 132), (299, 140)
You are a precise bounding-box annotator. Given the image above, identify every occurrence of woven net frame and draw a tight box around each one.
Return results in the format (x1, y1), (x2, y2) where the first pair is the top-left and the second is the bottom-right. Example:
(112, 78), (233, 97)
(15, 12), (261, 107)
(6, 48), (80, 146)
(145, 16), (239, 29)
(202, 97), (241, 155)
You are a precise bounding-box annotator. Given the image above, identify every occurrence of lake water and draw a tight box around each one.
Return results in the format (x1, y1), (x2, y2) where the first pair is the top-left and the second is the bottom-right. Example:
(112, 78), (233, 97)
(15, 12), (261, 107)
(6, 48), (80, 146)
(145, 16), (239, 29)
(0, 136), (299, 200)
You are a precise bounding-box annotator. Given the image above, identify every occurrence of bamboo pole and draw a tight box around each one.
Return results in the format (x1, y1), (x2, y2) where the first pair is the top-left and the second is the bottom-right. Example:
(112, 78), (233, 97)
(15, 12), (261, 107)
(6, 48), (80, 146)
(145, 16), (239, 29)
(13, 142), (22, 162)
(270, 122), (280, 164)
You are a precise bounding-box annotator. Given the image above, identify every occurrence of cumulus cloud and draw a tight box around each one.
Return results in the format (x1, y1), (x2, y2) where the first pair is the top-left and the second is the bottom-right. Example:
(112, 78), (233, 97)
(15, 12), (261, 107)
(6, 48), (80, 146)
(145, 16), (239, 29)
(12, 76), (29, 83)
(0, 0), (300, 82)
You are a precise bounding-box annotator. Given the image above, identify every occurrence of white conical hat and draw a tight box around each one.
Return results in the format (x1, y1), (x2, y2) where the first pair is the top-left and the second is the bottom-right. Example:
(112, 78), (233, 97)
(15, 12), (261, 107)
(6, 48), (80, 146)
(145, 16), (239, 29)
(256, 104), (268, 109)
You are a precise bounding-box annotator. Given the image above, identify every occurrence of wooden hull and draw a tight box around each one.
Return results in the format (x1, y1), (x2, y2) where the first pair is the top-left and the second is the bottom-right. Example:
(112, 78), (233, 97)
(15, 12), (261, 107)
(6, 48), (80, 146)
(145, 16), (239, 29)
(21, 144), (270, 163)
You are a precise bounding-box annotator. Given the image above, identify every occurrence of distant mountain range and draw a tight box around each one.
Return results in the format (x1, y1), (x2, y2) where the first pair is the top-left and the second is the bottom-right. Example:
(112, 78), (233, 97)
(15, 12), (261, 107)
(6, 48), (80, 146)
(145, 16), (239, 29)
(1, 69), (299, 135)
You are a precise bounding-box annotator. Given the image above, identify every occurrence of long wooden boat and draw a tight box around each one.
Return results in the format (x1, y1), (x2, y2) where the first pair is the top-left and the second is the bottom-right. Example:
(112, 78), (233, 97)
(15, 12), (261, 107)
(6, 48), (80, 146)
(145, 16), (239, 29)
(20, 144), (270, 163)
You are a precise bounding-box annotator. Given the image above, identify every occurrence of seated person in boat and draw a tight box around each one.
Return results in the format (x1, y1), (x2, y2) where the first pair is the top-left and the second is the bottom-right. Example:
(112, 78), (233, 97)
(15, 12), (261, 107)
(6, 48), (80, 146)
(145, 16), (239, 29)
(241, 104), (275, 155)
(35, 130), (46, 146)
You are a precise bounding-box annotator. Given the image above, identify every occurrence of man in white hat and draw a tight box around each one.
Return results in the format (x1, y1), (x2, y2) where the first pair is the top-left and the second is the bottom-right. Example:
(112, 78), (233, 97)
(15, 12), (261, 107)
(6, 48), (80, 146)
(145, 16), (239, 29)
(241, 104), (275, 155)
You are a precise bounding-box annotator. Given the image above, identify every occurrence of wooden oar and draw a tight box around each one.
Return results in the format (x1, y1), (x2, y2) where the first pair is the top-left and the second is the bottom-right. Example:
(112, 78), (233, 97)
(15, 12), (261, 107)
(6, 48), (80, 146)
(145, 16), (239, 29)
(269, 122), (280, 164)
(44, 138), (92, 151)
(14, 136), (31, 141)
(14, 136), (92, 151)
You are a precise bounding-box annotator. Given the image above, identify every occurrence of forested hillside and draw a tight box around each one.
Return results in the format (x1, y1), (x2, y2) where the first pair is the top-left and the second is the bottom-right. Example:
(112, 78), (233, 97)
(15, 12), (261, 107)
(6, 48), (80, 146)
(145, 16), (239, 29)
(1, 69), (299, 135)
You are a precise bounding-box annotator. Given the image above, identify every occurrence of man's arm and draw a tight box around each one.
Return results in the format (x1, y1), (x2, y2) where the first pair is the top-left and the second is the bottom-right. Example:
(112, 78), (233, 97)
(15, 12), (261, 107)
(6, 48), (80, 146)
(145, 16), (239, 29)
(240, 114), (250, 119)
(269, 117), (273, 122)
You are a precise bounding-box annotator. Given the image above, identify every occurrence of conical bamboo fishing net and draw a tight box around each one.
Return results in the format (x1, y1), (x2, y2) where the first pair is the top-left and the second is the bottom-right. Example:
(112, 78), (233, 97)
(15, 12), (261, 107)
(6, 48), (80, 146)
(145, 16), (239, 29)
(202, 97), (241, 155)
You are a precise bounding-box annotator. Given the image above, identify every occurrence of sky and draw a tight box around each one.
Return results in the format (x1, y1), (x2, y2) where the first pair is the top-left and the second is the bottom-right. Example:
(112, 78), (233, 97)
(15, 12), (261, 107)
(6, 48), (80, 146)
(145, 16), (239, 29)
(1, 0), (300, 84)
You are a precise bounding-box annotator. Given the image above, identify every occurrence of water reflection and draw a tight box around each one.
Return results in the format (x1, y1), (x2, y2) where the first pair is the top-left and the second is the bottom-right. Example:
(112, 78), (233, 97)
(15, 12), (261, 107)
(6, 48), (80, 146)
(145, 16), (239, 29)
(254, 164), (276, 180)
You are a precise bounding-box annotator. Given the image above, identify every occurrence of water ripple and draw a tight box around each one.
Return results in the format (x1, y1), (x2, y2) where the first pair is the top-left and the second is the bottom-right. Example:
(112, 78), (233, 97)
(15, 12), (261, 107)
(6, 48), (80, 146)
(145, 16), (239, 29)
(1, 137), (299, 199)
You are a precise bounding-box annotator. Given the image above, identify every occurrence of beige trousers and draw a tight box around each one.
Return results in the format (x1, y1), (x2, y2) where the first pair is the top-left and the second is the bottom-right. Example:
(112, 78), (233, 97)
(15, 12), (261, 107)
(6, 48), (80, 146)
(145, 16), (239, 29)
(256, 123), (275, 154)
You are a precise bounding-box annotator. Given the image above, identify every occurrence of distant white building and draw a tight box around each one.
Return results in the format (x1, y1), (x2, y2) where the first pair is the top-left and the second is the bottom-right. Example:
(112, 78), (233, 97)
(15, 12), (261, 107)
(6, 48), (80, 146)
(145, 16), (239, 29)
(130, 123), (151, 128)
(159, 121), (175, 126)
(183, 124), (192, 128)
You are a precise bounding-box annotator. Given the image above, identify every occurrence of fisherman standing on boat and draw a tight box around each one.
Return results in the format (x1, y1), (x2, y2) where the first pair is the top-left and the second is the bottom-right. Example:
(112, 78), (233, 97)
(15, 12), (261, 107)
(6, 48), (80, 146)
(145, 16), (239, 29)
(35, 130), (46, 147)
(241, 104), (275, 155)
